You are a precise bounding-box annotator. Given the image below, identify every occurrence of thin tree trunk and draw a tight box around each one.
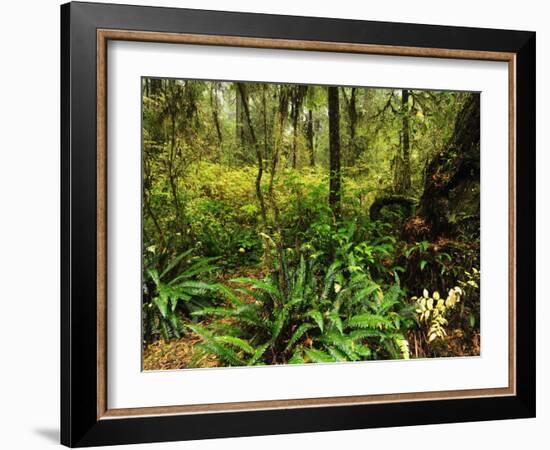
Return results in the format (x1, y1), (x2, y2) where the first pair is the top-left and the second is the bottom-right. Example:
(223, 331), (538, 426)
(143, 189), (166, 251)
(167, 82), (185, 239)
(210, 83), (223, 146)
(290, 86), (307, 169)
(262, 84), (269, 165)
(268, 87), (289, 296)
(306, 109), (315, 167)
(328, 86), (342, 220)
(401, 89), (412, 191)
(235, 84), (243, 147)
(348, 88), (358, 165)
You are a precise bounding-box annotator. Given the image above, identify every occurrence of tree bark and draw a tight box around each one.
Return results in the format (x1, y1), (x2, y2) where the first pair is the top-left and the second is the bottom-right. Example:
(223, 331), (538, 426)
(268, 86), (290, 295)
(306, 109), (315, 166)
(237, 84), (268, 226)
(328, 86), (342, 219)
(401, 89), (412, 191)
(346, 87), (358, 165)
(210, 83), (223, 146)
(403, 94), (480, 240)
(290, 86), (307, 169)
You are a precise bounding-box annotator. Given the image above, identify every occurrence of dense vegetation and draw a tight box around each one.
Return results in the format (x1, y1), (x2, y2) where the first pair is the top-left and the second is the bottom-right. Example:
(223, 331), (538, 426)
(142, 78), (480, 370)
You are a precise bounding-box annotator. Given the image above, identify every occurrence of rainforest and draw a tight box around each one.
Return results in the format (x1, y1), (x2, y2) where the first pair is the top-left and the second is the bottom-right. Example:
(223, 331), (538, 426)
(141, 78), (480, 370)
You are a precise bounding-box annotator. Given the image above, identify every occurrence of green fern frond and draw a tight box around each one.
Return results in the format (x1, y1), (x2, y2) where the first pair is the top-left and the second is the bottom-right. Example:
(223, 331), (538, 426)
(320, 331), (358, 360)
(349, 329), (385, 341)
(286, 323), (316, 351)
(271, 307), (289, 341)
(325, 346), (348, 361)
(214, 336), (254, 355)
(346, 314), (393, 330)
(306, 310), (324, 332)
(247, 342), (270, 366)
(288, 348), (305, 364)
(304, 348), (336, 363)
(159, 248), (194, 279)
(327, 311), (343, 334)
(231, 277), (282, 299)
(198, 342), (244, 366)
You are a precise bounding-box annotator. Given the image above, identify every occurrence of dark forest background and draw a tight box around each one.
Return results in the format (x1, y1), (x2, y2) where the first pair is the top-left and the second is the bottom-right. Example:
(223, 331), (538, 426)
(141, 78), (480, 370)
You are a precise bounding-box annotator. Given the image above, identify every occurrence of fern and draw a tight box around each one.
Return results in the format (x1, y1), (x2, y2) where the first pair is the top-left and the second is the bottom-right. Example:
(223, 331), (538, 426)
(231, 277), (282, 300)
(214, 336), (255, 355)
(286, 323), (316, 350)
(346, 314), (394, 330)
(306, 310), (324, 332)
(304, 348), (336, 363)
(248, 343), (271, 366)
(187, 248), (413, 366)
(143, 251), (220, 342)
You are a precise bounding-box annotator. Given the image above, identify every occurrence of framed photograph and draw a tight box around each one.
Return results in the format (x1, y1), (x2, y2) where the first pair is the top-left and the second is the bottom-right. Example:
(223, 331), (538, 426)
(61, 1), (536, 447)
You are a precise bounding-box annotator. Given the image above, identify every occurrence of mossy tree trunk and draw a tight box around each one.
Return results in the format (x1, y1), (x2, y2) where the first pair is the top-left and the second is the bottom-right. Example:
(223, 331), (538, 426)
(328, 86), (342, 220)
(404, 94), (480, 240)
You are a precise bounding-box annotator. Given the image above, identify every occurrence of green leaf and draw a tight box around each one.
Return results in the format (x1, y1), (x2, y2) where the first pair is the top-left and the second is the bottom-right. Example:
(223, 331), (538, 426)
(215, 336), (255, 355)
(199, 342), (244, 366)
(288, 350), (305, 364)
(159, 248), (194, 279)
(326, 346), (348, 361)
(306, 310), (324, 332)
(231, 277), (281, 299)
(420, 260), (428, 271)
(346, 314), (393, 330)
(153, 295), (169, 318)
(328, 311), (343, 334)
(271, 308), (288, 341)
(248, 343), (270, 366)
(147, 268), (160, 286)
(286, 323), (316, 351)
(304, 348), (336, 363)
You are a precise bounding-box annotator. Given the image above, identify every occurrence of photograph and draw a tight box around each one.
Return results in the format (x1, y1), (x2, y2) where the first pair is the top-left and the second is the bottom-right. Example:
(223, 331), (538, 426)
(141, 78), (481, 370)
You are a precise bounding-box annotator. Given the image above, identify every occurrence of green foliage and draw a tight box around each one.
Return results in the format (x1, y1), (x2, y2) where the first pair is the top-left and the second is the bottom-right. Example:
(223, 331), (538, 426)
(142, 249), (221, 342)
(411, 267), (479, 353)
(189, 238), (414, 366)
(141, 78), (481, 369)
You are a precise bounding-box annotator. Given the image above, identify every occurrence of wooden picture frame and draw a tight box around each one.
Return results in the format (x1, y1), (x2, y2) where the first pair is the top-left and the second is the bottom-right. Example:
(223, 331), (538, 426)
(61, 1), (535, 447)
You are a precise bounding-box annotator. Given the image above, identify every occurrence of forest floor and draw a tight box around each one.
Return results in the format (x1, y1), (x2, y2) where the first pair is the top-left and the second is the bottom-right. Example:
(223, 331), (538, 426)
(143, 332), (218, 370)
(143, 265), (266, 371)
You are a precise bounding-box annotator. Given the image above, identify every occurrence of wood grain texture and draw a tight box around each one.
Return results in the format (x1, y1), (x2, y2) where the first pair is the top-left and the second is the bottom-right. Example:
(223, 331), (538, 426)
(96, 28), (516, 419)
(98, 29), (515, 61)
(97, 30), (108, 419)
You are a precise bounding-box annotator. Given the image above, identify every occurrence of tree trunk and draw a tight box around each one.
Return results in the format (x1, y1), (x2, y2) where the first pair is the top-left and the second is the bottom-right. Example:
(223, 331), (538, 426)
(235, 85), (242, 145)
(290, 86), (307, 169)
(347, 88), (358, 166)
(401, 89), (412, 191)
(166, 81), (185, 240)
(403, 94), (480, 240)
(262, 84), (269, 165)
(210, 83), (223, 146)
(268, 86), (290, 296)
(235, 83), (250, 151)
(237, 84), (268, 226)
(306, 109), (315, 166)
(328, 86), (342, 220)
